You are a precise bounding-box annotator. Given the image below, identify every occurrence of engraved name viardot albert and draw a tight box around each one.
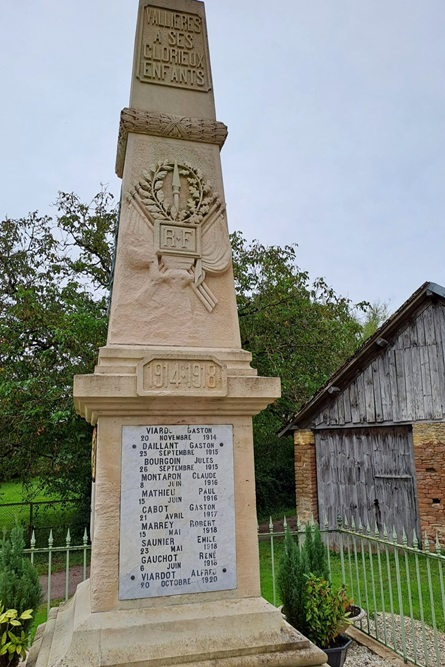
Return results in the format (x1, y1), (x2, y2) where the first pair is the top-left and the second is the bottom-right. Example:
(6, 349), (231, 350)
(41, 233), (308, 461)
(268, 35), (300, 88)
(127, 160), (231, 312)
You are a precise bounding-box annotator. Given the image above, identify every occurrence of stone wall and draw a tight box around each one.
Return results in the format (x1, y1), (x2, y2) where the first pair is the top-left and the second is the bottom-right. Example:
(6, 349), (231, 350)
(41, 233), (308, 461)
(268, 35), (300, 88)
(293, 430), (318, 523)
(413, 422), (445, 543)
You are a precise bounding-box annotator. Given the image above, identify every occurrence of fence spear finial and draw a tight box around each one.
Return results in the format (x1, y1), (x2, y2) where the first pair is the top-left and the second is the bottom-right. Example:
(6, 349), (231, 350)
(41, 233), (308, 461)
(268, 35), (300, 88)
(402, 527), (407, 547)
(392, 525), (398, 545)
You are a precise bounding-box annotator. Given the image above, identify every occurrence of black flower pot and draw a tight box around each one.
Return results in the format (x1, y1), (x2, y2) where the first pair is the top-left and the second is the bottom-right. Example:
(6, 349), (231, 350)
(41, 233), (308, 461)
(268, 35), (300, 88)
(323, 635), (352, 667)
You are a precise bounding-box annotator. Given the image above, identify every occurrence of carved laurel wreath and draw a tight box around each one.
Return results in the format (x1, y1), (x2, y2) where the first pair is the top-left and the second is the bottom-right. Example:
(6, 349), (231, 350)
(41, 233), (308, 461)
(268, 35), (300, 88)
(131, 160), (222, 225)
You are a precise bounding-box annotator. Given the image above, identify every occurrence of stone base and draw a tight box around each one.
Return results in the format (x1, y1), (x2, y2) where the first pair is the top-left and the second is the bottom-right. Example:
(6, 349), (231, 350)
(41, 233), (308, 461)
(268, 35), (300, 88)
(28, 581), (327, 667)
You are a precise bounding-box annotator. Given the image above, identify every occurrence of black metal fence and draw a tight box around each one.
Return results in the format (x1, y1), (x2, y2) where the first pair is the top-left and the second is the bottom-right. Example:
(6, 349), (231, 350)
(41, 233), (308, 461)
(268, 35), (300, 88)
(0, 500), (84, 546)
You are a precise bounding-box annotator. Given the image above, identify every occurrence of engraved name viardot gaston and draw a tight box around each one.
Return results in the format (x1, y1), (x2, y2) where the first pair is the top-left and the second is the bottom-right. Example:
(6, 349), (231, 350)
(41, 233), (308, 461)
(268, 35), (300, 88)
(126, 161), (231, 311)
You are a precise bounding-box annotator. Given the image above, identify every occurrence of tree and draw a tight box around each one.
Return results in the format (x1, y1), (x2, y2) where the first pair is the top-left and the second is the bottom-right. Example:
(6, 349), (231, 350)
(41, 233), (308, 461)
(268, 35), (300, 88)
(0, 191), (115, 516)
(231, 233), (367, 515)
(357, 300), (391, 344)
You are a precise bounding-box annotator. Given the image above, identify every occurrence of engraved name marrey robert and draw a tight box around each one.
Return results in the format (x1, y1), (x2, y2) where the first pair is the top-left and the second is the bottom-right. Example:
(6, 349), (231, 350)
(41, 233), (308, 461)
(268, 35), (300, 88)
(119, 425), (237, 599)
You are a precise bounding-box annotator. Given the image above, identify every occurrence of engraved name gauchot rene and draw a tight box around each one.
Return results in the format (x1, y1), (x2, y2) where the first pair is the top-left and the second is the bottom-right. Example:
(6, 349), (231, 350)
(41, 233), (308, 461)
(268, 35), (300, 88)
(29, 2), (328, 667)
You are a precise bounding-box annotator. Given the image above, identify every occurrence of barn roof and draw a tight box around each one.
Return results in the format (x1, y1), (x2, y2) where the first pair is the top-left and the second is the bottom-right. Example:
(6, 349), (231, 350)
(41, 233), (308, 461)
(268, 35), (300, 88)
(278, 281), (445, 436)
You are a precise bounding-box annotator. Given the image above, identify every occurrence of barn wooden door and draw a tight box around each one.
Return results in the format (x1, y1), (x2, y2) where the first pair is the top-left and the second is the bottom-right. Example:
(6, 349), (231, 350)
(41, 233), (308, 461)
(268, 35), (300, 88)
(315, 426), (420, 542)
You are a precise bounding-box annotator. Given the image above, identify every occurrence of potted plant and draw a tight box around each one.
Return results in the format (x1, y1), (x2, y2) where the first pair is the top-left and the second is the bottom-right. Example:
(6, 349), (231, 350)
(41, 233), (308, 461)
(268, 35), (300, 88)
(277, 524), (353, 667)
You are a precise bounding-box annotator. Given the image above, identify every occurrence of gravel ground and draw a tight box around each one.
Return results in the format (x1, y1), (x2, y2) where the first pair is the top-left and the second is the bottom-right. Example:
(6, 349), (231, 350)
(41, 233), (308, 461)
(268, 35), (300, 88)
(365, 613), (445, 667)
(345, 640), (395, 666)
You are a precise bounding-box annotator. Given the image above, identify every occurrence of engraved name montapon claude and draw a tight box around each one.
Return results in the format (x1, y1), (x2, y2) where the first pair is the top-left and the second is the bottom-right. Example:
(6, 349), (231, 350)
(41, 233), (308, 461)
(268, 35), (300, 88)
(127, 160), (231, 312)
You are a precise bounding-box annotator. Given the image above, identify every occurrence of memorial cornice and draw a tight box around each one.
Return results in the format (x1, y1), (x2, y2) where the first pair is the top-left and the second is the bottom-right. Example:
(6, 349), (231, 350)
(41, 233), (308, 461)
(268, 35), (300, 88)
(73, 374), (280, 424)
(116, 108), (228, 177)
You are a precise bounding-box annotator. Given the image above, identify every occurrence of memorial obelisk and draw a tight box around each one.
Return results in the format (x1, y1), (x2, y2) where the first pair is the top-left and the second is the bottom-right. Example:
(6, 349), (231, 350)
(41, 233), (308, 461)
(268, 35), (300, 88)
(30, 2), (327, 666)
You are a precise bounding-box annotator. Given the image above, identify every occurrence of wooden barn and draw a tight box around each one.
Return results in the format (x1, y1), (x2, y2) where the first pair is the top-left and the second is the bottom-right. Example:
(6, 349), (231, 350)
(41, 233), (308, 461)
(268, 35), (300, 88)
(280, 282), (445, 542)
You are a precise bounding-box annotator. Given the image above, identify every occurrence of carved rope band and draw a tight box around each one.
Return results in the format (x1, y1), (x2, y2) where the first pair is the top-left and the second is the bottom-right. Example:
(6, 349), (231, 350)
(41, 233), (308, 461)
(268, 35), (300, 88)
(115, 108), (228, 178)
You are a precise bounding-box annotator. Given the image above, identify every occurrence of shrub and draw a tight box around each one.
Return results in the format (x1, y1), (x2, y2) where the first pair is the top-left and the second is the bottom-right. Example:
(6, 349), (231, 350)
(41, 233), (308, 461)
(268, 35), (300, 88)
(0, 605), (33, 667)
(304, 522), (329, 579)
(277, 526), (310, 634)
(0, 524), (41, 631)
(277, 523), (352, 648)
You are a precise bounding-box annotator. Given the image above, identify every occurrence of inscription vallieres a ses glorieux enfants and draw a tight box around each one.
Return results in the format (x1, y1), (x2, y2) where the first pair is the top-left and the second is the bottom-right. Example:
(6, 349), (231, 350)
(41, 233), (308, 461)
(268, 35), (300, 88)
(136, 5), (211, 91)
(119, 425), (236, 599)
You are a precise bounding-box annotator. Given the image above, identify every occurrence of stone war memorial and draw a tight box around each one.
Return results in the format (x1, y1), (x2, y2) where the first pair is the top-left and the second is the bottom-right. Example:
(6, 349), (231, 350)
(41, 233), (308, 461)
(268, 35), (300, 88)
(30, 2), (327, 666)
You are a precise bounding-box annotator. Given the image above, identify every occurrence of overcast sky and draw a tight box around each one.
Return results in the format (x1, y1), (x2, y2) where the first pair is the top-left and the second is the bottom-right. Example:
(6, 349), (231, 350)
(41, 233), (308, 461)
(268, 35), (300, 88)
(1, 0), (444, 312)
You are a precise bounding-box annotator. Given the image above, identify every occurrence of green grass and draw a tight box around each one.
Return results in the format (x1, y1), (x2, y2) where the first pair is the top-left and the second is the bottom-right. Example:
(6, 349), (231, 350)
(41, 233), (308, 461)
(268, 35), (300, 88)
(259, 535), (445, 632)
(30, 600), (64, 641)
(0, 480), (54, 504)
(0, 480), (85, 547)
(32, 604), (51, 635)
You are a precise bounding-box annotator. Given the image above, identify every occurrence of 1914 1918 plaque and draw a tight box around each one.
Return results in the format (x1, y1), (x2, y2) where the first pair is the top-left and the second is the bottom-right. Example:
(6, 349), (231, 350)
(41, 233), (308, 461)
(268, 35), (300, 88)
(119, 424), (236, 599)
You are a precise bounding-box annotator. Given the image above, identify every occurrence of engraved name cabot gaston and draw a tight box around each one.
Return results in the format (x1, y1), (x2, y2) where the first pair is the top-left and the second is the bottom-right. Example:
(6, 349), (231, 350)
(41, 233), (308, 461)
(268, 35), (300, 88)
(126, 161), (231, 312)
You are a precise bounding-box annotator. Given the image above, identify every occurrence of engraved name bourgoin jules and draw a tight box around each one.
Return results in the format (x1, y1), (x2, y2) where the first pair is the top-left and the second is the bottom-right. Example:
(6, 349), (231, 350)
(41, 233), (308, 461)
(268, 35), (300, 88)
(127, 160), (231, 312)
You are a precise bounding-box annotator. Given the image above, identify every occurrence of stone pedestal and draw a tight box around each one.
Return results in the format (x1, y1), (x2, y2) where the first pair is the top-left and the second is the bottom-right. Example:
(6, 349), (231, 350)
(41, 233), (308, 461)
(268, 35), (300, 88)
(29, 2), (327, 666)
(30, 346), (327, 667)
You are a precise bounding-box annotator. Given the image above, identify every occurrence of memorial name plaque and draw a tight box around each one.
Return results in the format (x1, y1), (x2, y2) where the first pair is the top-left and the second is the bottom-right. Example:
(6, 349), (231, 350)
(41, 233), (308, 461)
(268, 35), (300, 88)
(119, 424), (237, 599)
